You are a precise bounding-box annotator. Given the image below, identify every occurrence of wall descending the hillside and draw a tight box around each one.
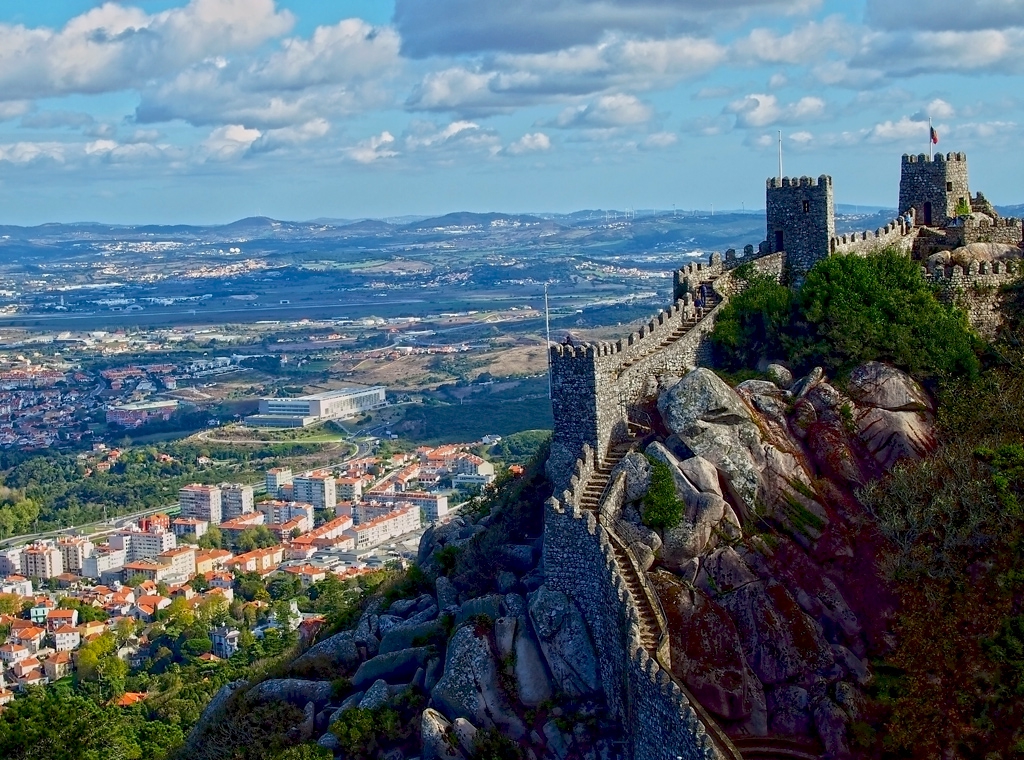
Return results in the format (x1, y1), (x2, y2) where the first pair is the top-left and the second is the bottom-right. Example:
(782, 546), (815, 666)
(547, 248), (783, 491)
(544, 447), (721, 760)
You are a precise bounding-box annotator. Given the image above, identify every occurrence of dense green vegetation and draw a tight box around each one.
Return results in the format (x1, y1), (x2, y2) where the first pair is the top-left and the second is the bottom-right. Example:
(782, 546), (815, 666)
(716, 249), (1024, 757)
(0, 568), (383, 760)
(399, 397), (552, 444)
(0, 440), (321, 537)
(712, 249), (980, 381)
(642, 457), (684, 530)
(492, 430), (551, 464)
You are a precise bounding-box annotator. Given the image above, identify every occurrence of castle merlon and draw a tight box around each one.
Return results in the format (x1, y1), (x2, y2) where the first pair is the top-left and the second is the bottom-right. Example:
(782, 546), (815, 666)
(902, 152), (967, 164)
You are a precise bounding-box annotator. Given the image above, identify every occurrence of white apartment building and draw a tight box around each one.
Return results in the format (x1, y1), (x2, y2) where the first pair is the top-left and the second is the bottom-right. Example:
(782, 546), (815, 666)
(336, 477), (363, 502)
(53, 626), (81, 652)
(110, 526), (177, 561)
(171, 517), (209, 539)
(220, 483), (254, 519)
(343, 506), (421, 550)
(257, 500), (314, 526)
(158, 547), (196, 579)
(0, 547), (23, 576)
(265, 468), (293, 497)
(179, 483), (222, 524)
(82, 546), (127, 579)
(293, 472), (336, 511)
(20, 542), (64, 580)
(57, 536), (95, 574)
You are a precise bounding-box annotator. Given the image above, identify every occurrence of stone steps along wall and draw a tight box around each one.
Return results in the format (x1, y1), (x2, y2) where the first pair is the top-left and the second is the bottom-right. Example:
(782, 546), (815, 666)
(926, 259), (1021, 338)
(544, 446), (725, 760)
(548, 249), (784, 490)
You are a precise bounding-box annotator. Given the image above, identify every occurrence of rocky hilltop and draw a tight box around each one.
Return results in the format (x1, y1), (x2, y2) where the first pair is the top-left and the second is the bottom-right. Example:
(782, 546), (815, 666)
(606, 360), (934, 757)
(180, 359), (937, 760)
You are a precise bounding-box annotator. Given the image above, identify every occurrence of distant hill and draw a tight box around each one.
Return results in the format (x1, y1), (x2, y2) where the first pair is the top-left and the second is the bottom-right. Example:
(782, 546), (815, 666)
(401, 212), (552, 231)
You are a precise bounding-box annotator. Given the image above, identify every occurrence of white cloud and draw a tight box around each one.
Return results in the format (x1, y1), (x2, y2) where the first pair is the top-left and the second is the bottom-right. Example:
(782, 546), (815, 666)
(735, 17), (855, 66)
(725, 93), (826, 128)
(202, 124), (262, 160)
(136, 18), (400, 129)
(506, 132), (552, 154)
(0, 141), (67, 165)
(0, 0), (294, 101)
(394, 0), (819, 57)
(552, 94), (654, 129)
(345, 131), (399, 164)
(0, 101), (32, 121)
(866, 0), (1024, 31)
(641, 131), (678, 149)
(867, 116), (932, 143)
(249, 119), (330, 154)
(407, 34), (725, 115)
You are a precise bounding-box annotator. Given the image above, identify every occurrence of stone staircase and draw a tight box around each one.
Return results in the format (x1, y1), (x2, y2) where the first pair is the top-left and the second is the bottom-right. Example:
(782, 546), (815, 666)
(576, 441), (812, 760)
(616, 279), (721, 374)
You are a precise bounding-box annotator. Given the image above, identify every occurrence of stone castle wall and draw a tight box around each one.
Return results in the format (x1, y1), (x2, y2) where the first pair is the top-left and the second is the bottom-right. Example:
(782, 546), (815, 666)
(899, 152), (970, 225)
(831, 212), (919, 257)
(548, 248), (784, 490)
(544, 446), (721, 760)
(928, 259), (1021, 338)
(766, 175), (835, 282)
(950, 216), (1024, 247)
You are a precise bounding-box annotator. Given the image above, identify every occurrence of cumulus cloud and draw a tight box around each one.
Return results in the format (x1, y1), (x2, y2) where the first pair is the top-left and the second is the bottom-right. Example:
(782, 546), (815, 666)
(136, 18), (400, 128)
(506, 132), (552, 154)
(407, 34), (725, 115)
(345, 131), (399, 164)
(249, 119), (331, 154)
(0, 0), (293, 101)
(641, 131), (678, 149)
(551, 94), (654, 128)
(202, 124), (261, 160)
(725, 93), (826, 128)
(851, 28), (1024, 77)
(734, 16), (855, 65)
(393, 0), (819, 57)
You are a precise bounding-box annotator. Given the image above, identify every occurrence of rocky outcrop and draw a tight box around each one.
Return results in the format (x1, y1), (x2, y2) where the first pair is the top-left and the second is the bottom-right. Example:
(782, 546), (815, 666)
(430, 624), (526, 738)
(658, 368), (765, 512)
(245, 679), (333, 708)
(527, 585), (600, 698)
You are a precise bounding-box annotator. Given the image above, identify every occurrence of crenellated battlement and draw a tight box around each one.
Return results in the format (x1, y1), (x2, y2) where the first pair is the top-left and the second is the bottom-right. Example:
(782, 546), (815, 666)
(926, 259), (1019, 280)
(766, 174), (832, 189)
(831, 209), (918, 257)
(903, 152), (967, 164)
(545, 449), (726, 760)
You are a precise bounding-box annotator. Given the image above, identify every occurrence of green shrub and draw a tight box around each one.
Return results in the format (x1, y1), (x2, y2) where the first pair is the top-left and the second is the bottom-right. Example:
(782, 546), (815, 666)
(470, 729), (525, 760)
(792, 249), (980, 380)
(710, 248), (981, 382)
(642, 457), (684, 530)
(710, 273), (794, 370)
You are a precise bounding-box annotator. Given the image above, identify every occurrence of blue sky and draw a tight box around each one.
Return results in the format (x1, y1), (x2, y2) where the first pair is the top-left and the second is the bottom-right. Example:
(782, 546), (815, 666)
(0, 0), (1021, 224)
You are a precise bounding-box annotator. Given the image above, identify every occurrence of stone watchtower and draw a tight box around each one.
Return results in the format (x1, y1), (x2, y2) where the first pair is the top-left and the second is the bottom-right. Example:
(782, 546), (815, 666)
(898, 152), (969, 227)
(766, 174), (835, 282)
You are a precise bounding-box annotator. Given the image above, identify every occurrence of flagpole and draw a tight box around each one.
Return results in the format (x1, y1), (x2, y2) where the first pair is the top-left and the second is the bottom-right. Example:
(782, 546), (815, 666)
(778, 130), (783, 180)
(928, 117), (933, 160)
(544, 282), (552, 400)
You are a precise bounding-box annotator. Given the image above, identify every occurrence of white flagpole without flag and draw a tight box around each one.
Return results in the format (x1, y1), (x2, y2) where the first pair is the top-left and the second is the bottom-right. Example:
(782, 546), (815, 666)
(778, 130), (783, 180)
(544, 282), (552, 400)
